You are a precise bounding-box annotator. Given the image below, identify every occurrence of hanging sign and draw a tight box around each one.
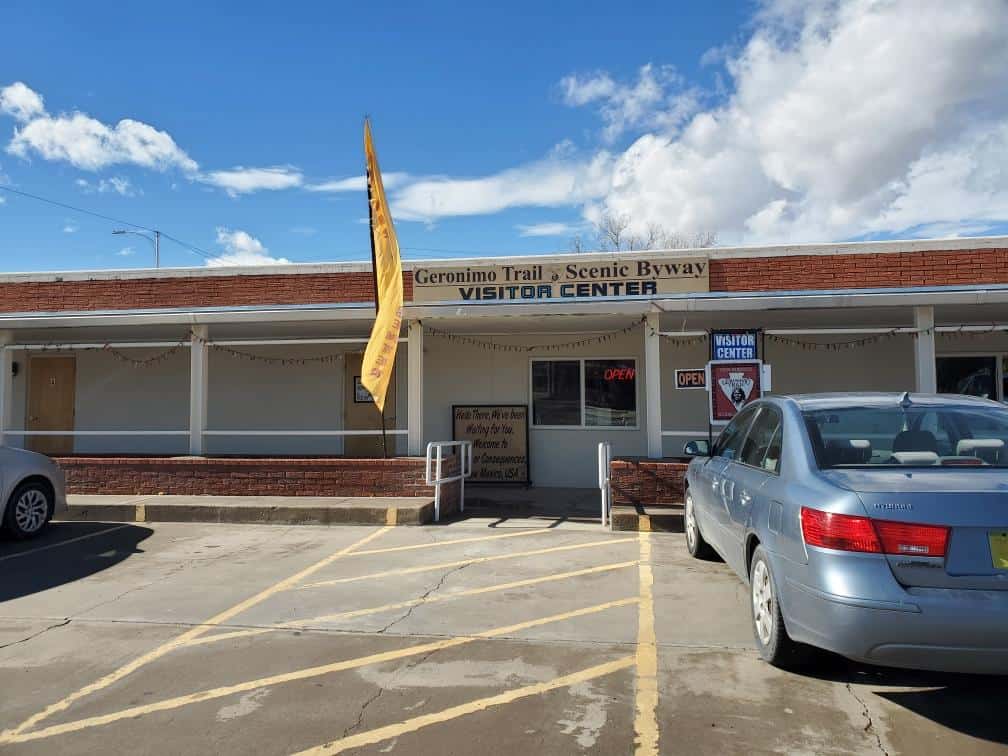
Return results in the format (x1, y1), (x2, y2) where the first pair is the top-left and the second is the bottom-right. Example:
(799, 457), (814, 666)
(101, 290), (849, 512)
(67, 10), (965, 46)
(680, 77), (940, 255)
(711, 330), (759, 360)
(707, 360), (763, 424)
(675, 368), (707, 390)
(412, 258), (709, 303)
(452, 405), (530, 484)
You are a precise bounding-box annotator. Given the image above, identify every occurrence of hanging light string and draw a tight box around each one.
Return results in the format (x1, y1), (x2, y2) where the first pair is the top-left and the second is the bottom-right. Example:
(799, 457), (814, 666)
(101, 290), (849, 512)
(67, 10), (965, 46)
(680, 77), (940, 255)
(26, 339), (189, 367)
(656, 333), (709, 347)
(206, 342), (346, 367)
(765, 328), (925, 351)
(426, 318), (645, 353)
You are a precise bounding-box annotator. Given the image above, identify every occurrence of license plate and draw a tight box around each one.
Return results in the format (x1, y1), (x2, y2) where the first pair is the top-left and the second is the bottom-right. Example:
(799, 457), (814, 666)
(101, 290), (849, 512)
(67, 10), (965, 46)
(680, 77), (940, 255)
(991, 532), (1008, 570)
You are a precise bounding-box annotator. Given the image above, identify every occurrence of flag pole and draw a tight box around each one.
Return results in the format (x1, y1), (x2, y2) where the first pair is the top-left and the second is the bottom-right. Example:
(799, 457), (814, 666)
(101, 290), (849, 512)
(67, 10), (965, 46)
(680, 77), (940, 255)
(364, 122), (389, 459)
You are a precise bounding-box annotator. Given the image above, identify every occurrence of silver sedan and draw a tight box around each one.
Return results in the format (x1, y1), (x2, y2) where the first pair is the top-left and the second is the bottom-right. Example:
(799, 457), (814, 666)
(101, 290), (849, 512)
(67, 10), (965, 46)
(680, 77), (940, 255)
(683, 392), (1008, 674)
(0, 446), (67, 539)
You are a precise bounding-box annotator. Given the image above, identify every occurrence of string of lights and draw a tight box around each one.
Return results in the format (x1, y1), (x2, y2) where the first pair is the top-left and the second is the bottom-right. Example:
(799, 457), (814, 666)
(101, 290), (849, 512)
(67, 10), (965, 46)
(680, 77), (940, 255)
(426, 318), (646, 353)
(26, 340), (189, 366)
(206, 342), (347, 366)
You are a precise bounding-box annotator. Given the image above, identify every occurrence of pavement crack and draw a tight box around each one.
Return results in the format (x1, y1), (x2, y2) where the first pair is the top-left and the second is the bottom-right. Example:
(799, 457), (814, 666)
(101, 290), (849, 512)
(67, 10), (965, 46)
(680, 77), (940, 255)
(0, 618), (71, 651)
(376, 563), (469, 635)
(845, 682), (889, 756)
(342, 685), (384, 738)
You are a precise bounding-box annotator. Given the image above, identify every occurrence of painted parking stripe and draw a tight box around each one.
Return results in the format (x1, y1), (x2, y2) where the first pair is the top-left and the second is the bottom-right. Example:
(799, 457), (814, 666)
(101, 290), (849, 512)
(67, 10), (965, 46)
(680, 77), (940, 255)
(293, 655), (637, 755)
(0, 525), (129, 563)
(295, 536), (636, 590)
(188, 559), (638, 647)
(1, 525), (392, 743)
(347, 527), (555, 557)
(2, 597), (639, 744)
(634, 531), (659, 756)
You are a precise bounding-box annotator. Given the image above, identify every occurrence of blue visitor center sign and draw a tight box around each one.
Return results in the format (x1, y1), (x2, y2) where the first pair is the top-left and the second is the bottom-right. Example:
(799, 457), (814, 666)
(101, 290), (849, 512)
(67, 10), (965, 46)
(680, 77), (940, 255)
(712, 331), (758, 360)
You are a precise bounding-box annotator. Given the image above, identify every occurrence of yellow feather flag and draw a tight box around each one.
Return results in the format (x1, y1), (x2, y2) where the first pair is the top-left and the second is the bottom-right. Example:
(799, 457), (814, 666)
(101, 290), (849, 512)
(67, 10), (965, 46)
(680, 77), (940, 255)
(360, 120), (404, 414)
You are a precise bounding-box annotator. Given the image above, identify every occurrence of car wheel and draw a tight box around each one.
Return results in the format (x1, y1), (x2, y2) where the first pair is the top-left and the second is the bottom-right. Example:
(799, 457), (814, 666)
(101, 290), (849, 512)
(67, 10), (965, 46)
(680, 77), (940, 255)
(684, 489), (715, 559)
(4, 480), (53, 540)
(750, 546), (805, 668)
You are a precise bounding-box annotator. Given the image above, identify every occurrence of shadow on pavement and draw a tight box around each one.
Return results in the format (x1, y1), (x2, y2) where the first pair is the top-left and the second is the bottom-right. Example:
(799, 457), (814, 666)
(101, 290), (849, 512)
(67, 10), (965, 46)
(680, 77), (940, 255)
(0, 522), (153, 602)
(796, 650), (1008, 746)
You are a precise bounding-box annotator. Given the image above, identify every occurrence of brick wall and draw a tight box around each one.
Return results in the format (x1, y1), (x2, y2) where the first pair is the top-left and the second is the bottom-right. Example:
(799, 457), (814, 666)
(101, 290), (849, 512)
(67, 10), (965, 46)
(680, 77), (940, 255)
(610, 458), (688, 507)
(57, 455), (461, 515)
(2, 247), (1005, 314)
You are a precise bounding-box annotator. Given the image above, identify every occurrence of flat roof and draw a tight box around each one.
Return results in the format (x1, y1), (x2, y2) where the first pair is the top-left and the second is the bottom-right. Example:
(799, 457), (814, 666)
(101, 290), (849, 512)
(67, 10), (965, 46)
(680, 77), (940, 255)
(0, 234), (1005, 284)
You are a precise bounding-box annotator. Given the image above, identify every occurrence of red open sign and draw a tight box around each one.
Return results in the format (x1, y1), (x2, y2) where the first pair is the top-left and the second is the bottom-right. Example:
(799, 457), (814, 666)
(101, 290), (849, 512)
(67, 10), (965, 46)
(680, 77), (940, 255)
(604, 367), (636, 381)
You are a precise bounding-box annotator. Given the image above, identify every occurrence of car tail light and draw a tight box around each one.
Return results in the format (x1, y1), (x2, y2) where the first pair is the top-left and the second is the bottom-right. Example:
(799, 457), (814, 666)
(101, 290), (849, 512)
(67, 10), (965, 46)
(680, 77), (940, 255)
(801, 507), (949, 557)
(801, 507), (881, 553)
(873, 520), (949, 557)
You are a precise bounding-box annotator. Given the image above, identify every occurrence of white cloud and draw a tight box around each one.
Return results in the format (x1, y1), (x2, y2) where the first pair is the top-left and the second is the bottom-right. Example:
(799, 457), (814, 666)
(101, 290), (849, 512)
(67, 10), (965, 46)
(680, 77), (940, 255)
(388, 153), (613, 222)
(306, 172), (410, 193)
(116, 246), (135, 257)
(207, 228), (291, 267)
(289, 225), (317, 236)
(63, 223), (78, 233)
(5, 83), (198, 172)
(517, 221), (582, 237)
(0, 196), (6, 205)
(587, 0), (1008, 243)
(197, 166), (303, 197)
(76, 175), (135, 196)
(0, 82), (45, 122)
(559, 64), (699, 141)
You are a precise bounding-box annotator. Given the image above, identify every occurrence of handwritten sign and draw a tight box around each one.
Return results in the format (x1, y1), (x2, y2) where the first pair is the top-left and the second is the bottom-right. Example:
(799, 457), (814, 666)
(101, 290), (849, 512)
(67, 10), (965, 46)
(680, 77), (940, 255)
(453, 405), (530, 484)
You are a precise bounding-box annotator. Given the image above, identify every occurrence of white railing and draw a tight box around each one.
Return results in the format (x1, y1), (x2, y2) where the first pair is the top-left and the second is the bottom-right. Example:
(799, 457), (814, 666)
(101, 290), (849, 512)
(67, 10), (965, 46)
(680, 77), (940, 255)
(425, 440), (473, 522)
(598, 440), (612, 528)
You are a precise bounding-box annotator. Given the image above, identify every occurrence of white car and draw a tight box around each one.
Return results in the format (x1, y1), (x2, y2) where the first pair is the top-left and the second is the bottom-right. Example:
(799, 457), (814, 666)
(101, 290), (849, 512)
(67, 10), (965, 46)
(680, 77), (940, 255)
(0, 447), (67, 539)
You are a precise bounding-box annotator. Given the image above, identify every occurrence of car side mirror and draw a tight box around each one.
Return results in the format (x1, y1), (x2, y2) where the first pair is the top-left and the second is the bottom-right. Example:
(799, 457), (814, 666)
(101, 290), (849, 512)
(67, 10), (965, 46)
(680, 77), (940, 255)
(683, 439), (710, 457)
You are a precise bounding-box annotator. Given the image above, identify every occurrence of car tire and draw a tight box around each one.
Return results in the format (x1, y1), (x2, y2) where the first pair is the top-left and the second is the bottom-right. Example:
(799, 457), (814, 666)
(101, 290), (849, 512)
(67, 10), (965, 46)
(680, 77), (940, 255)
(749, 545), (806, 668)
(3, 480), (53, 540)
(684, 489), (715, 559)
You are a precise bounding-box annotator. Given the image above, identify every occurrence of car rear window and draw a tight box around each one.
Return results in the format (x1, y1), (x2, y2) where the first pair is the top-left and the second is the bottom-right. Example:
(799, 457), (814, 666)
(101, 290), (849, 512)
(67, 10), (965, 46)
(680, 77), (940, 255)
(803, 404), (1008, 468)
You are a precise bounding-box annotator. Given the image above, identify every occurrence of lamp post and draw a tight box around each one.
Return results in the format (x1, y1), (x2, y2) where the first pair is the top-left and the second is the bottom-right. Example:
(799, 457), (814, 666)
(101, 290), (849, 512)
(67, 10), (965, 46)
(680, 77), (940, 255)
(112, 229), (161, 268)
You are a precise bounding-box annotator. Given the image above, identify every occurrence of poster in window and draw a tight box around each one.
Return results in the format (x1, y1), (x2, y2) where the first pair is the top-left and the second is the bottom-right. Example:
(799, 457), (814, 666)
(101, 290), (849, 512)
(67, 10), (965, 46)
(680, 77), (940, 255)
(453, 405), (530, 484)
(708, 360), (762, 424)
(353, 376), (374, 404)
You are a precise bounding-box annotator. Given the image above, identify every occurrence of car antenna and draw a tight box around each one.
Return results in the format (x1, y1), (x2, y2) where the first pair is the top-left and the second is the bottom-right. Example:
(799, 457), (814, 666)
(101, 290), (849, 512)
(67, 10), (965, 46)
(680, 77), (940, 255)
(900, 391), (912, 408)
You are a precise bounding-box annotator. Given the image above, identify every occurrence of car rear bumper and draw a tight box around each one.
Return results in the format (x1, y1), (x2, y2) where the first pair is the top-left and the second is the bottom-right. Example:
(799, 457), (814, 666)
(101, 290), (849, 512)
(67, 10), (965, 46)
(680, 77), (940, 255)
(782, 577), (1008, 674)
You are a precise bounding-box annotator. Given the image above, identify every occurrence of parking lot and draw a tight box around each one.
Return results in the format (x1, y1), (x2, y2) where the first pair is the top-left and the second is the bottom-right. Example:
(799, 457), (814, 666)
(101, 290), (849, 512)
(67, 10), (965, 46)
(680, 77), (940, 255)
(0, 519), (1005, 755)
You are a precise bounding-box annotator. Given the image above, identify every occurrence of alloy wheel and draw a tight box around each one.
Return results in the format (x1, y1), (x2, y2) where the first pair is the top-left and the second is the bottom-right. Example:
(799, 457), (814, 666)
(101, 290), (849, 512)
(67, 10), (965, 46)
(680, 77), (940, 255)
(752, 559), (774, 646)
(685, 493), (697, 552)
(14, 489), (48, 534)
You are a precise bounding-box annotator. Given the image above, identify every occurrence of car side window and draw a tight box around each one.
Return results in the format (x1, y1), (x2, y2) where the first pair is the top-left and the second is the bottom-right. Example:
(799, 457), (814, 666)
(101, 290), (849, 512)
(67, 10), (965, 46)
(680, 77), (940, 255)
(713, 405), (760, 461)
(739, 406), (783, 472)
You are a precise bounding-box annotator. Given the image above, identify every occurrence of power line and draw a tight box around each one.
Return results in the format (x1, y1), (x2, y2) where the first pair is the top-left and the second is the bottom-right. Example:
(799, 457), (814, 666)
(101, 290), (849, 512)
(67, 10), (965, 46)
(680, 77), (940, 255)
(0, 184), (216, 262)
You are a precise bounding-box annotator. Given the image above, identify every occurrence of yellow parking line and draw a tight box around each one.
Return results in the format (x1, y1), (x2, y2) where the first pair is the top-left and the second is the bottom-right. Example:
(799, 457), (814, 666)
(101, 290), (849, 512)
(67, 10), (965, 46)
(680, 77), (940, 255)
(0, 525), (391, 744)
(348, 527), (554, 557)
(2, 597), (640, 745)
(187, 559), (638, 647)
(634, 531), (659, 756)
(293, 655), (637, 755)
(295, 537), (635, 590)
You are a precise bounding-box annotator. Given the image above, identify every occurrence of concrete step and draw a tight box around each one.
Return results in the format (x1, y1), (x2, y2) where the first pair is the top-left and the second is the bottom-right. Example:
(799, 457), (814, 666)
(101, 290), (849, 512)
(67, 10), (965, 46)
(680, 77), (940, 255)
(610, 504), (684, 532)
(65, 494), (437, 526)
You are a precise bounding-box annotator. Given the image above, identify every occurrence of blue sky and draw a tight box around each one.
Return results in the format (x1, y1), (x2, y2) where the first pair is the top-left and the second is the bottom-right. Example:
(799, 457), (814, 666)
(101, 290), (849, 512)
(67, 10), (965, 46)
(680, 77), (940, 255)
(1, 0), (1007, 271)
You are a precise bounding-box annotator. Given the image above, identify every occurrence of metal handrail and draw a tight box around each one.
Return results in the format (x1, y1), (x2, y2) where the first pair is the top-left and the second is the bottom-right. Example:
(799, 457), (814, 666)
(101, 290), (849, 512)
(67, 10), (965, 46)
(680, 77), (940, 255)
(425, 440), (473, 522)
(598, 441), (612, 528)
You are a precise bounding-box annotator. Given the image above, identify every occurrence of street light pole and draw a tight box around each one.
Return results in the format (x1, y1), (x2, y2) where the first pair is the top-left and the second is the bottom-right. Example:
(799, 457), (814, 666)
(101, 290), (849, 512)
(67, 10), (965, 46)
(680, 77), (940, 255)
(112, 229), (161, 268)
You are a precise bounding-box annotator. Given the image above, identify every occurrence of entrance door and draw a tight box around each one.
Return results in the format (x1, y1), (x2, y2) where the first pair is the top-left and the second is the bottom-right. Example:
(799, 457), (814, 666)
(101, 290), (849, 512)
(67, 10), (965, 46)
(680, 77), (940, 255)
(343, 353), (396, 457)
(27, 356), (76, 455)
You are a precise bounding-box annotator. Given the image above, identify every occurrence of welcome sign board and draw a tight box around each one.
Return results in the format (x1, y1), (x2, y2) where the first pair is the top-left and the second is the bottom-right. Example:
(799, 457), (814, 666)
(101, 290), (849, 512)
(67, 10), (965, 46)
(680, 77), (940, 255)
(412, 258), (709, 303)
(452, 405), (530, 484)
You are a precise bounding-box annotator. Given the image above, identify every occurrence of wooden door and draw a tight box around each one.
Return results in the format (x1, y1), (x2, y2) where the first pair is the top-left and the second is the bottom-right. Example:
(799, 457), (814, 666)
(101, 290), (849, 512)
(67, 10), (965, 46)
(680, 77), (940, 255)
(27, 356), (76, 455)
(344, 353), (396, 457)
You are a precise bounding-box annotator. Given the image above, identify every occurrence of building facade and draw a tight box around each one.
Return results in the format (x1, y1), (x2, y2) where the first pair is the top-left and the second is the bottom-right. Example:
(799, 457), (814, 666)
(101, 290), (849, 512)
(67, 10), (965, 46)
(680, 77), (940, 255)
(1, 236), (1007, 494)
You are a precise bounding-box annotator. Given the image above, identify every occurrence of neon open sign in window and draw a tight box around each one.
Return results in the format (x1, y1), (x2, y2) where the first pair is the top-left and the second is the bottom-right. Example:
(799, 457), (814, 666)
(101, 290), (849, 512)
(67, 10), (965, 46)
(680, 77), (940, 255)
(604, 367), (636, 381)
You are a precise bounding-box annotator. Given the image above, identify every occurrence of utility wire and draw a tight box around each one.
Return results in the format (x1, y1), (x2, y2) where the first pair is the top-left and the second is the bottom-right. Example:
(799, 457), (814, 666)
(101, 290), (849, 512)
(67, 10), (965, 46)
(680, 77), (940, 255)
(0, 184), (216, 262)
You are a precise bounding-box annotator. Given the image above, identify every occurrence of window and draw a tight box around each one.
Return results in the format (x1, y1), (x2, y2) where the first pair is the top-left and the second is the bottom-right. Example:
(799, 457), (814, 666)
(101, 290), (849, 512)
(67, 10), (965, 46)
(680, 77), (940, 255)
(937, 356), (998, 399)
(531, 360), (581, 426)
(585, 359), (637, 427)
(712, 404), (760, 461)
(740, 406), (783, 473)
(531, 358), (638, 428)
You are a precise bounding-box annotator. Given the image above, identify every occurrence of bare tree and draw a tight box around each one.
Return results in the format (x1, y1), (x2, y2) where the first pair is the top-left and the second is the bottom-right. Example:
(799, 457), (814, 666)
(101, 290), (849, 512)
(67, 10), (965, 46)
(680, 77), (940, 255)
(570, 212), (716, 253)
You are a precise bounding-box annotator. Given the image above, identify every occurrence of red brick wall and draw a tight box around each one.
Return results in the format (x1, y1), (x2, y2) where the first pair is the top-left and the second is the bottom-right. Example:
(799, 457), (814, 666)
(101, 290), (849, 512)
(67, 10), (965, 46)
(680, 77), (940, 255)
(57, 455), (460, 513)
(610, 458), (688, 506)
(2, 247), (1005, 314)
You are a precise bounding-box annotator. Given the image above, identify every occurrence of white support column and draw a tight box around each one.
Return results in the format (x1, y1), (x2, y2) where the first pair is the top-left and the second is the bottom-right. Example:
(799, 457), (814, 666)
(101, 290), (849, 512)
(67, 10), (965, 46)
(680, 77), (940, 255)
(913, 306), (937, 394)
(189, 325), (208, 455)
(0, 331), (13, 447)
(645, 311), (663, 459)
(407, 320), (424, 456)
